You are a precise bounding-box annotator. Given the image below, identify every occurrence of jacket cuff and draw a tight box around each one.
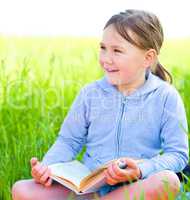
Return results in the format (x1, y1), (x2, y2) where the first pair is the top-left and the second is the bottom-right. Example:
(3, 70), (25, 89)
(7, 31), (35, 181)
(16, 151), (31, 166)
(137, 160), (155, 179)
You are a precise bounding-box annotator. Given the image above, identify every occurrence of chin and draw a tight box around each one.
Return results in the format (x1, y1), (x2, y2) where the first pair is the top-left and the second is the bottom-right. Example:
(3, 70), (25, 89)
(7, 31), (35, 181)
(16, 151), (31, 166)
(106, 76), (124, 86)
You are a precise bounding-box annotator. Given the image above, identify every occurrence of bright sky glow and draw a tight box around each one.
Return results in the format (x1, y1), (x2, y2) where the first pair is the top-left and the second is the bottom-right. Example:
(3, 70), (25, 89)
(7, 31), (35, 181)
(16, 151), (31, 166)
(0, 0), (190, 38)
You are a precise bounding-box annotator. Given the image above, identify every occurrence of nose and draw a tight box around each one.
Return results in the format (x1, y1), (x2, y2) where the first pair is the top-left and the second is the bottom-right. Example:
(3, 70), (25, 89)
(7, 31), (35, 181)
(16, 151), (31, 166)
(101, 52), (113, 65)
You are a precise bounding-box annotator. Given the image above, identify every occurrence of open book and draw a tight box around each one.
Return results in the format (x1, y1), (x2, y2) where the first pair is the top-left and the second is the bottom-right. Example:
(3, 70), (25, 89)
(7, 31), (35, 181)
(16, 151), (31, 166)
(48, 159), (143, 195)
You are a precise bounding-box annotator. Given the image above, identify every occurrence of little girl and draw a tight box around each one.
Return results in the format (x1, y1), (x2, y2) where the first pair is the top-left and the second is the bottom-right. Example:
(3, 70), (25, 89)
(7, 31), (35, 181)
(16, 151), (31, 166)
(12, 9), (189, 200)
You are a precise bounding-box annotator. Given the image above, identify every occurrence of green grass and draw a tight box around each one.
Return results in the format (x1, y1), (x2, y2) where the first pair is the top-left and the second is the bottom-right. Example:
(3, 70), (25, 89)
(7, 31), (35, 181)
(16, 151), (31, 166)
(0, 36), (190, 199)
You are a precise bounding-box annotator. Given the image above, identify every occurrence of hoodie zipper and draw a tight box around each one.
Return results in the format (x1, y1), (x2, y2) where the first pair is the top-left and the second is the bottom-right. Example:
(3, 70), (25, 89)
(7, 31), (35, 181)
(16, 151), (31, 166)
(115, 96), (127, 158)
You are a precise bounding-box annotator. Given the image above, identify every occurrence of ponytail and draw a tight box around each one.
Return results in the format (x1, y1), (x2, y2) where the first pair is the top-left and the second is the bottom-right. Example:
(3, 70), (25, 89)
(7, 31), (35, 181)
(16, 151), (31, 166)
(151, 62), (173, 84)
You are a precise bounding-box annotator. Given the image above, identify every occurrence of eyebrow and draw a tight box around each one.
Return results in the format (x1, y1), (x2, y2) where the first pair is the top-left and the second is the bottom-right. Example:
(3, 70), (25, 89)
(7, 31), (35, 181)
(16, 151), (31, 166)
(100, 42), (125, 49)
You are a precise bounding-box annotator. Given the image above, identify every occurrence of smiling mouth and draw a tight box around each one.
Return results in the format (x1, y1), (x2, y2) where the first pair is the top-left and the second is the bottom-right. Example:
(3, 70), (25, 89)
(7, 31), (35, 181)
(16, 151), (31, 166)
(105, 69), (120, 73)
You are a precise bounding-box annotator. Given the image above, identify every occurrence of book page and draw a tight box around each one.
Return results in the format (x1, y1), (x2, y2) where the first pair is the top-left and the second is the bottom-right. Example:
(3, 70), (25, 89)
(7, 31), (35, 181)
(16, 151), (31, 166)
(50, 174), (100, 195)
(80, 171), (107, 194)
(50, 175), (80, 194)
(48, 160), (92, 188)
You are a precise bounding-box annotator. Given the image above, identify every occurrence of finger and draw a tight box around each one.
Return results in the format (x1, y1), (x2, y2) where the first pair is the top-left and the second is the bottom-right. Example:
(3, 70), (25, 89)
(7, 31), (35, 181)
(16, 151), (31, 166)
(122, 168), (138, 183)
(107, 163), (124, 182)
(121, 158), (138, 169)
(104, 170), (118, 185)
(113, 162), (127, 177)
(32, 163), (43, 178)
(44, 178), (53, 187)
(30, 157), (39, 167)
(36, 165), (48, 179)
(38, 165), (48, 176)
(32, 165), (47, 183)
(105, 164), (126, 185)
(116, 160), (136, 181)
(39, 168), (51, 184)
(127, 168), (140, 180)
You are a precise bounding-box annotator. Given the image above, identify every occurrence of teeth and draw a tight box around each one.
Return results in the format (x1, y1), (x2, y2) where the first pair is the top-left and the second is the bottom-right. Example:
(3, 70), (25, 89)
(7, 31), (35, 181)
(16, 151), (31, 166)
(107, 69), (118, 72)
(109, 70), (118, 72)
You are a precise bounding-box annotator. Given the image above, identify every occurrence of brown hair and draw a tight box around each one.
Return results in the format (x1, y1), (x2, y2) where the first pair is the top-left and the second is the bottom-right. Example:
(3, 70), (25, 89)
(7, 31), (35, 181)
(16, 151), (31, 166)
(104, 9), (172, 84)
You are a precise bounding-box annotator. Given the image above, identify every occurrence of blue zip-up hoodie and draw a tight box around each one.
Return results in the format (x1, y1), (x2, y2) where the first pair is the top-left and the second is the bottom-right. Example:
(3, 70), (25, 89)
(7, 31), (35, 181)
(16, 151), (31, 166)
(42, 69), (189, 180)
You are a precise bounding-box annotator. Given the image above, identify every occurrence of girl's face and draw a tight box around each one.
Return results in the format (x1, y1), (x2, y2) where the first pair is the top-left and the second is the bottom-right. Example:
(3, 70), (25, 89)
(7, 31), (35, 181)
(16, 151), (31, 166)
(99, 24), (150, 90)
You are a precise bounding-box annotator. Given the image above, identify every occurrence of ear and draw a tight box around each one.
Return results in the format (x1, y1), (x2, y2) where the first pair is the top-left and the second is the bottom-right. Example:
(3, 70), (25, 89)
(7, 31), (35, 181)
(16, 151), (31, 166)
(143, 49), (157, 69)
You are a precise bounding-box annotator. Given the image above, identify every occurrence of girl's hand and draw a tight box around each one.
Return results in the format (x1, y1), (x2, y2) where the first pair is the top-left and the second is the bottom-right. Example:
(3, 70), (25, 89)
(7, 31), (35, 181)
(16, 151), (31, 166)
(104, 157), (142, 186)
(30, 157), (53, 187)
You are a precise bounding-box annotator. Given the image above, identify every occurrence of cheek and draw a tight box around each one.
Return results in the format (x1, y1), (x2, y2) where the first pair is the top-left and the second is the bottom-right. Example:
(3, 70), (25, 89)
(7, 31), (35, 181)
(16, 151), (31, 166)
(119, 57), (143, 76)
(98, 54), (104, 68)
(99, 59), (103, 67)
(118, 64), (136, 80)
(121, 67), (136, 77)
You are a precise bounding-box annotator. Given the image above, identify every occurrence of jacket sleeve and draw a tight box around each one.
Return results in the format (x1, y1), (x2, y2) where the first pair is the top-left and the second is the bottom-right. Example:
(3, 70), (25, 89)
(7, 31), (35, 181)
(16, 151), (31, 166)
(41, 87), (89, 165)
(137, 87), (189, 179)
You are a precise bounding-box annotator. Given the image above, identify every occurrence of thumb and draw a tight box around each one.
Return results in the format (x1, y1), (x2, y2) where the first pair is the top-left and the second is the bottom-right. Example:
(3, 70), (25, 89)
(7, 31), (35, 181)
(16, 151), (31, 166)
(44, 178), (53, 187)
(30, 157), (39, 167)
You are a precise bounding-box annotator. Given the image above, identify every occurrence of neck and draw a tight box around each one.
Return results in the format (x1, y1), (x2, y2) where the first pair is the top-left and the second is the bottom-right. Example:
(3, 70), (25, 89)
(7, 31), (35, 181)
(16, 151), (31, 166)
(117, 72), (146, 96)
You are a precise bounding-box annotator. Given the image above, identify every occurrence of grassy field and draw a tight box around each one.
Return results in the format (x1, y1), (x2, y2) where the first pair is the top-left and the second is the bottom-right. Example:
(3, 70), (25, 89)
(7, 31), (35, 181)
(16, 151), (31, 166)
(0, 36), (190, 199)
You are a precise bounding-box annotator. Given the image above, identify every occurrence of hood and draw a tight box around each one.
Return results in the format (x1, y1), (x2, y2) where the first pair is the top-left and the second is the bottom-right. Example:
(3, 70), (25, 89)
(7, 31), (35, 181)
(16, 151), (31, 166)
(96, 69), (166, 98)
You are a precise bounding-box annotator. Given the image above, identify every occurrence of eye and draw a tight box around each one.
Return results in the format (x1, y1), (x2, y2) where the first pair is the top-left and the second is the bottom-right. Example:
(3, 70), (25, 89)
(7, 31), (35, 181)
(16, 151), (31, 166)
(100, 45), (106, 50)
(114, 49), (122, 53)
